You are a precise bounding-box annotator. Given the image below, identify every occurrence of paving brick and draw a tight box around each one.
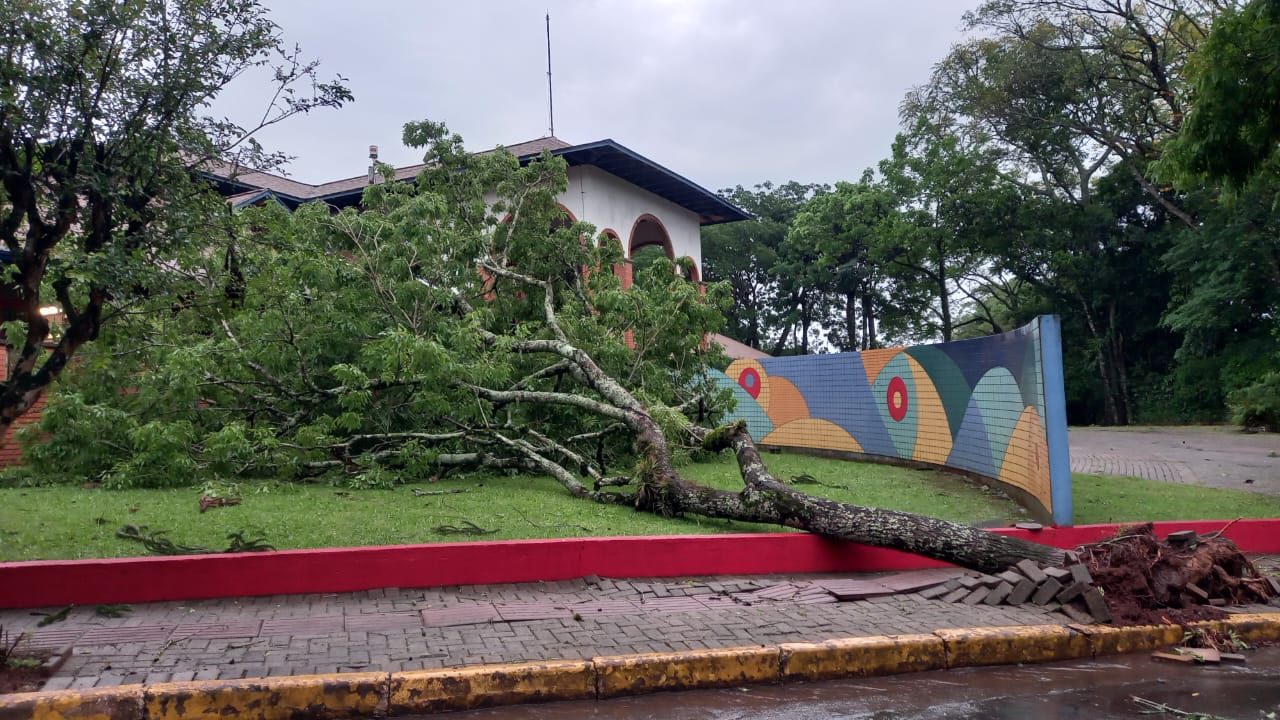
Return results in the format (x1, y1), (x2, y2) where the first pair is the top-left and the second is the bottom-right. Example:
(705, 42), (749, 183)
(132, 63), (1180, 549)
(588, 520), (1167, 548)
(1056, 581), (1087, 604)
(1032, 578), (1064, 605)
(1014, 559), (1049, 585)
(1043, 566), (1072, 581)
(1060, 601), (1094, 625)
(983, 582), (1014, 606)
(1006, 578), (1037, 606)
(917, 584), (953, 600)
(1082, 588), (1112, 623)
(1068, 564), (1094, 586)
(961, 587), (990, 605)
(996, 570), (1025, 586)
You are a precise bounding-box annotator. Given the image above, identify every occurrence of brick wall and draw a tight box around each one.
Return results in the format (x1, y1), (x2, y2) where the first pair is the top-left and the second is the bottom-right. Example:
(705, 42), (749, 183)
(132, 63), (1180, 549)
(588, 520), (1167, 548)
(0, 344), (45, 467)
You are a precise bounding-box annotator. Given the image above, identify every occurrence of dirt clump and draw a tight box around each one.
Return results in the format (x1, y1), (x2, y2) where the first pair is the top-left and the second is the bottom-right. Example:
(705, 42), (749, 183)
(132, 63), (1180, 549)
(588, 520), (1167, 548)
(1079, 523), (1275, 627)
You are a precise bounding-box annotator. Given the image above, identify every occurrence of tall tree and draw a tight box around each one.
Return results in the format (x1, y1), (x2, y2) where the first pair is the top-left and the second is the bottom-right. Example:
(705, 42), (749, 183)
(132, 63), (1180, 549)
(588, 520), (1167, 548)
(874, 118), (1008, 343)
(1159, 0), (1280, 427)
(786, 175), (922, 350)
(939, 0), (1231, 226)
(701, 182), (827, 354)
(1160, 0), (1280, 189)
(0, 0), (350, 435)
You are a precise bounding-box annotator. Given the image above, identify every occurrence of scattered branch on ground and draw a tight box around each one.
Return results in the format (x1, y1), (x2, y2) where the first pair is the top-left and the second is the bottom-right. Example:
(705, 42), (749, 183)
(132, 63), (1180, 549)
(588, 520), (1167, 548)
(115, 525), (274, 555)
(433, 521), (498, 536)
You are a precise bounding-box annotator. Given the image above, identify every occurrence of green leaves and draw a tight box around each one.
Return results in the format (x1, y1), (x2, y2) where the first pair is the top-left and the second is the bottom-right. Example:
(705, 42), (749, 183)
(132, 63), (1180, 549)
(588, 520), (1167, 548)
(22, 120), (729, 490)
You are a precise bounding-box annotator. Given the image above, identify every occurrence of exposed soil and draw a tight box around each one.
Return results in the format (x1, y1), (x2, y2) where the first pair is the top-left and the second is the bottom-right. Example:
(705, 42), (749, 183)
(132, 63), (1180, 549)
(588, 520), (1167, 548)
(0, 652), (53, 694)
(1080, 523), (1276, 627)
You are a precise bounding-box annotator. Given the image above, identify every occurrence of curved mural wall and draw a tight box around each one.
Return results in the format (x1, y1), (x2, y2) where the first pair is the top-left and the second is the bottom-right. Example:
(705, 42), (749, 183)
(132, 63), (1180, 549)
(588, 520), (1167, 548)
(711, 316), (1073, 526)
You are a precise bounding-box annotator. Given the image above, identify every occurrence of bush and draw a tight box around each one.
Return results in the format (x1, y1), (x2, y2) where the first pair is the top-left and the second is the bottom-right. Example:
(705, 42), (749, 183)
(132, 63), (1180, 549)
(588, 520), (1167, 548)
(1229, 370), (1280, 431)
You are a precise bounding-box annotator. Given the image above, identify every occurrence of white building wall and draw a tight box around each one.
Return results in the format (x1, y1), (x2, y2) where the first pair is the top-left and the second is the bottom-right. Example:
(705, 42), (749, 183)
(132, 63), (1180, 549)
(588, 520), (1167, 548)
(561, 166), (702, 272)
(482, 165), (704, 275)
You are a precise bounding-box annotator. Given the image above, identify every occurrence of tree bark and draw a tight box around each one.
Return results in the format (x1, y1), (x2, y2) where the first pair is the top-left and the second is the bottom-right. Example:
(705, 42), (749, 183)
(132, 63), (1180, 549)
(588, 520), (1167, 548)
(631, 422), (1066, 574)
(843, 291), (859, 352)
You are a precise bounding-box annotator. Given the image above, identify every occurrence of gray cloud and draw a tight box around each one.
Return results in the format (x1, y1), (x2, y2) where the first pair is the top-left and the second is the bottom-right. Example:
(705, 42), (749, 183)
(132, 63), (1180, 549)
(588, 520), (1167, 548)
(211, 1), (980, 192)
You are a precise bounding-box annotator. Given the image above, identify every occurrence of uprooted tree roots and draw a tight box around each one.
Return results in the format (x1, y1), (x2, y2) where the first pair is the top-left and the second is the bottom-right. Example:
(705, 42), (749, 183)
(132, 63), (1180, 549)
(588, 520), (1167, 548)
(1080, 523), (1276, 625)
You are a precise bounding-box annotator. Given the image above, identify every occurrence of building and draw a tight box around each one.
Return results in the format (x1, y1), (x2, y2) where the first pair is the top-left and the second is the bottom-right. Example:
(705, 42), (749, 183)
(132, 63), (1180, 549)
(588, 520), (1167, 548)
(205, 137), (748, 290)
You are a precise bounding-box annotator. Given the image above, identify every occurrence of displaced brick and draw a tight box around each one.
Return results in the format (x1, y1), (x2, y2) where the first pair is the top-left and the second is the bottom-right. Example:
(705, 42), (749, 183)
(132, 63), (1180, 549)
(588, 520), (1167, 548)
(1006, 578), (1037, 606)
(1059, 602), (1094, 624)
(1152, 651), (1195, 663)
(1221, 653), (1247, 663)
(1014, 560), (1048, 585)
(997, 570), (1025, 586)
(1082, 588), (1112, 624)
(1031, 578), (1063, 606)
(977, 574), (1002, 588)
(1069, 564), (1093, 585)
(1177, 646), (1221, 663)
(917, 584), (952, 600)
(957, 576), (982, 590)
(1056, 581), (1087, 604)
(1014, 522), (1043, 531)
(1043, 566), (1072, 581)
(961, 587), (990, 605)
(1166, 530), (1198, 546)
(983, 582), (1014, 606)
(1266, 577), (1280, 595)
(941, 588), (971, 603)
(1209, 598), (1227, 607)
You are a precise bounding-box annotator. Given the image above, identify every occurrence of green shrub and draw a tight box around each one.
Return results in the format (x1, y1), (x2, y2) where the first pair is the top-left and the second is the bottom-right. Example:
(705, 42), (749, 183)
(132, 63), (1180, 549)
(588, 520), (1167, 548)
(1229, 370), (1280, 431)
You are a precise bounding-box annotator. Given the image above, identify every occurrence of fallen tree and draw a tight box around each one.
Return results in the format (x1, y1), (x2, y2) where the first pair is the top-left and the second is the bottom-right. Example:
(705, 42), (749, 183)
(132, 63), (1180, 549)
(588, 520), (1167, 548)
(8, 122), (1069, 573)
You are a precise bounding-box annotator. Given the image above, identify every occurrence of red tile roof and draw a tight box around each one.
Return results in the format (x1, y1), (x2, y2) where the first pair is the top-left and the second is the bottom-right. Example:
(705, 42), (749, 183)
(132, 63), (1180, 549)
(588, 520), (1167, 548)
(711, 333), (771, 359)
(206, 137), (574, 201)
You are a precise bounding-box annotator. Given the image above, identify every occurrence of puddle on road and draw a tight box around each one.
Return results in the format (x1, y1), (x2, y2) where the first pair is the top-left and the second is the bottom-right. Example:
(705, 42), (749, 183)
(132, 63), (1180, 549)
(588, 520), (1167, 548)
(426, 646), (1280, 720)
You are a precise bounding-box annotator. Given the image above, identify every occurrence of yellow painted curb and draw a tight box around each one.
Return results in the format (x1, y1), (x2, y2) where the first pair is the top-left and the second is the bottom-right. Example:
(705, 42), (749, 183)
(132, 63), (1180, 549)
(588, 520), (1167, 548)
(0, 685), (143, 720)
(387, 660), (595, 715)
(594, 645), (780, 699)
(142, 672), (388, 720)
(934, 625), (1092, 668)
(1067, 623), (1184, 656)
(1184, 613), (1280, 645)
(779, 634), (946, 681)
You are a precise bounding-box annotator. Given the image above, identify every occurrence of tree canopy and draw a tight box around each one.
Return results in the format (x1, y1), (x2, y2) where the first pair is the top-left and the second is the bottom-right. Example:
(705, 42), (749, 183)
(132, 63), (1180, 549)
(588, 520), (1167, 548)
(0, 0), (349, 432)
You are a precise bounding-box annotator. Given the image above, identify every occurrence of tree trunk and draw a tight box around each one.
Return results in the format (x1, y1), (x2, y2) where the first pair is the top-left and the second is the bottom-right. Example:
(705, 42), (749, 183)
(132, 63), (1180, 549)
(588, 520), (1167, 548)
(632, 422), (1066, 574)
(862, 294), (877, 349)
(936, 243), (952, 342)
(844, 291), (859, 352)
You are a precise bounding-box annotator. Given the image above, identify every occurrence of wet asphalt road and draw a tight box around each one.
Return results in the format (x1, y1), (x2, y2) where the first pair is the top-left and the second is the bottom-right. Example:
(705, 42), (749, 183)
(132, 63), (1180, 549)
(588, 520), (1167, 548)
(426, 646), (1280, 720)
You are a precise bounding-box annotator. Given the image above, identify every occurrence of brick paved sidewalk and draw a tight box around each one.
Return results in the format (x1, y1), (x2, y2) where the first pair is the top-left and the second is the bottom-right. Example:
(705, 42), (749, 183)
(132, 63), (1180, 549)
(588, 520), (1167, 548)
(0, 569), (1120, 691)
(7, 568), (1277, 692)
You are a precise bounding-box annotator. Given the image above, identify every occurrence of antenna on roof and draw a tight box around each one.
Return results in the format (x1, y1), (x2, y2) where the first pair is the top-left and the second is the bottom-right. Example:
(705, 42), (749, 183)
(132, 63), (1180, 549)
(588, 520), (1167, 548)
(546, 12), (555, 138)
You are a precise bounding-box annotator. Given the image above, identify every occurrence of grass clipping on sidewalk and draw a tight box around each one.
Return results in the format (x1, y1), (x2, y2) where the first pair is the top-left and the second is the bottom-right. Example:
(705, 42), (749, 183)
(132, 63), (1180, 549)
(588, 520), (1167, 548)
(2, 453), (1279, 561)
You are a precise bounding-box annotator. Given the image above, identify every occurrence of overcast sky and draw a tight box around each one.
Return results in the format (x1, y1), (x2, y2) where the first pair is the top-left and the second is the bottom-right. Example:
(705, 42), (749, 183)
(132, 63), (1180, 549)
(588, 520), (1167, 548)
(214, 1), (982, 193)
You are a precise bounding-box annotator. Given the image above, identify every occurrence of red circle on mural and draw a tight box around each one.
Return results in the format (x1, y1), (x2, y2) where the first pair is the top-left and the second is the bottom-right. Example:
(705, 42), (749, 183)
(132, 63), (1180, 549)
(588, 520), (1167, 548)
(738, 367), (761, 399)
(887, 376), (908, 422)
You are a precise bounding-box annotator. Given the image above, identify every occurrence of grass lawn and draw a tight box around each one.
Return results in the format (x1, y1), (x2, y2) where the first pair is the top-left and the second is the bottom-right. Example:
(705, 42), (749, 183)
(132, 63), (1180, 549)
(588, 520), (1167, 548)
(1071, 472), (1280, 524)
(1, 453), (1277, 561)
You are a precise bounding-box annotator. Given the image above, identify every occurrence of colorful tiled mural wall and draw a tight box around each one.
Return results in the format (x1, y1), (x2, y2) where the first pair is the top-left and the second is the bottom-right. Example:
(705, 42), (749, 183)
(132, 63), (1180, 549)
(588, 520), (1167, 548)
(711, 316), (1073, 526)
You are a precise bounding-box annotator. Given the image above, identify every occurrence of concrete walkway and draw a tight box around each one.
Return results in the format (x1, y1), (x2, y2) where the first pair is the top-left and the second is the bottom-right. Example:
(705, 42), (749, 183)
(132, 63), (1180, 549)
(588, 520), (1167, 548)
(1070, 426), (1280, 495)
(2, 570), (1120, 691)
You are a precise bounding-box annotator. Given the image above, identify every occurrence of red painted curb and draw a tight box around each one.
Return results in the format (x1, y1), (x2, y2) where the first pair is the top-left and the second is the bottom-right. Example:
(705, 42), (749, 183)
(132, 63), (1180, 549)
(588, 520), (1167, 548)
(2, 520), (1277, 609)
